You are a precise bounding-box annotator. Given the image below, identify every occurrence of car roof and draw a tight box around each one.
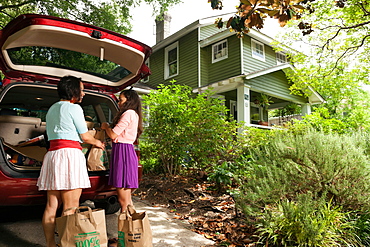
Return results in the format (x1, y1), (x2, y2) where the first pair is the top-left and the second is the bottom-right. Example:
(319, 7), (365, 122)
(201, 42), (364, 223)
(0, 14), (152, 93)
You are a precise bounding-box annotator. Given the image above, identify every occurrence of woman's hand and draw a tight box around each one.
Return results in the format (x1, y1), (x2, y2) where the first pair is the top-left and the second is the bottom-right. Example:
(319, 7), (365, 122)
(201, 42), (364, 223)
(94, 139), (105, 150)
(101, 122), (110, 130)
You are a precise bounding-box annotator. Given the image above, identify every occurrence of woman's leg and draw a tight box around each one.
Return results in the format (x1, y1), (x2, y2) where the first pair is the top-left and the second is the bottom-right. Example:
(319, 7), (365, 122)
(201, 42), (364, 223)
(42, 190), (62, 247)
(60, 189), (82, 215)
(116, 188), (133, 212)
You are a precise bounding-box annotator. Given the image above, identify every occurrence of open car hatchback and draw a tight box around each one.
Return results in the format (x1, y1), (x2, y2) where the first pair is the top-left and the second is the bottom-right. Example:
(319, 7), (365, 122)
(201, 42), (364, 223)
(0, 14), (151, 213)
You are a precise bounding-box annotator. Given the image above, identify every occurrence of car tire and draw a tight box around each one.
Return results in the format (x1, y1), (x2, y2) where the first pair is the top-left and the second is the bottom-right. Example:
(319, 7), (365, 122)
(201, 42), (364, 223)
(94, 196), (121, 214)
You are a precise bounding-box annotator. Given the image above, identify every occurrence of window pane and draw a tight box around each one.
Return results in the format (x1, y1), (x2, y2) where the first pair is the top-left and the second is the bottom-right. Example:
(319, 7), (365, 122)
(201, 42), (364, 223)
(168, 48), (177, 63)
(7, 46), (132, 82)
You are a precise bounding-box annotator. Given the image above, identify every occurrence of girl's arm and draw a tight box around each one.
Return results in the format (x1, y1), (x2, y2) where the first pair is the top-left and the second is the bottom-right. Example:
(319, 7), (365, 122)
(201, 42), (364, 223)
(101, 122), (118, 140)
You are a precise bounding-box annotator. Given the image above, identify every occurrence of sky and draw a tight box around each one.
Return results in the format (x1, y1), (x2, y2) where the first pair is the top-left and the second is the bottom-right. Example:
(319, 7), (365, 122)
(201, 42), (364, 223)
(127, 0), (282, 47)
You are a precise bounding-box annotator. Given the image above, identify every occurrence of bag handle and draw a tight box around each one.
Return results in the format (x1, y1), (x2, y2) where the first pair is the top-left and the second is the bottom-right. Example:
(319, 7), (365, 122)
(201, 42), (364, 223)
(74, 206), (97, 228)
(62, 207), (78, 215)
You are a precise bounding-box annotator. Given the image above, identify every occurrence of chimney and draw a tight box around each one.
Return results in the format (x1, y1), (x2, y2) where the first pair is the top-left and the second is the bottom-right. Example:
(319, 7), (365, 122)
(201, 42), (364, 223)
(155, 12), (171, 43)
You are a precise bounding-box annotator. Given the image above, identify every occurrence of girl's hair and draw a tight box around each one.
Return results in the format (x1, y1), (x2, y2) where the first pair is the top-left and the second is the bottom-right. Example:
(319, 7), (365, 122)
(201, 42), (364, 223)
(112, 89), (143, 137)
(57, 76), (82, 102)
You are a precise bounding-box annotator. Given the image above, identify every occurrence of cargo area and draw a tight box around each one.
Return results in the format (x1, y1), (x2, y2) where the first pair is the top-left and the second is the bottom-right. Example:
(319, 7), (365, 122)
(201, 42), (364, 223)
(0, 82), (116, 171)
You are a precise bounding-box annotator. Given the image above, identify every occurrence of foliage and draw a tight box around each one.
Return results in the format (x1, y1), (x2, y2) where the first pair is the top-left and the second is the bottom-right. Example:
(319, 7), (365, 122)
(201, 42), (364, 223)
(233, 130), (370, 216)
(141, 82), (244, 175)
(138, 140), (162, 175)
(211, 0), (308, 37)
(271, 0), (370, 124)
(257, 195), (359, 246)
(231, 130), (370, 245)
(207, 161), (237, 193)
(353, 212), (370, 246)
(0, 0), (181, 33)
(270, 103), (301, 118)
(284, 109), (349, 134)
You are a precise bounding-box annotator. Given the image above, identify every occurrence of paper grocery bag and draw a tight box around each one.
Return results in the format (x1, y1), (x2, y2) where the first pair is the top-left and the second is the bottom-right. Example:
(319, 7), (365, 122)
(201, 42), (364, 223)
(56, 206), (108, 247)
(87, 129), (109, 171)
(118, 205), (153, 247)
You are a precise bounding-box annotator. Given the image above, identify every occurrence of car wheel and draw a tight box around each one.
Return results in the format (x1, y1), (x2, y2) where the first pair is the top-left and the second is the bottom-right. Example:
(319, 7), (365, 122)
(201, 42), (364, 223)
(94, 196), (121, 214)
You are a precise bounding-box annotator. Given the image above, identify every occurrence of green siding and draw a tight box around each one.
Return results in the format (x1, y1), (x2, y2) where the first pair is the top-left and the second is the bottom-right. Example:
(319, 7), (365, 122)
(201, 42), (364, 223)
(247, 71), (308, 103)
(200, 25), (224, 41)
(146, 48), (164, 89)
(242, 36), (280, 74)
(146, 29), (199, 89)
(200, 36), (241, 86)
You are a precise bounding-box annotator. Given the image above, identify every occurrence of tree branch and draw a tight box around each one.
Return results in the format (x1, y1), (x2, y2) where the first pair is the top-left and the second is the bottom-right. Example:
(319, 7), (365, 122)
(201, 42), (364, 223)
(0, 0), (36, 12)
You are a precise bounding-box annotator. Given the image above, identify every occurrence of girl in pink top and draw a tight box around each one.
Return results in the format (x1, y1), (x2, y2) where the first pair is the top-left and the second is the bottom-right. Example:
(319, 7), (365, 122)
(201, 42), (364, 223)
(101, 89), (143, 213)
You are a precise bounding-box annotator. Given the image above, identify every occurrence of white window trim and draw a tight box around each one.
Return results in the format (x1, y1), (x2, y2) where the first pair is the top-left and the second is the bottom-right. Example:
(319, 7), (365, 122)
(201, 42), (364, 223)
(164, 41), (179, 79)
(251, 39), (265, 61)
(212, 40), (228, 63)
(276, 52), (287, 65)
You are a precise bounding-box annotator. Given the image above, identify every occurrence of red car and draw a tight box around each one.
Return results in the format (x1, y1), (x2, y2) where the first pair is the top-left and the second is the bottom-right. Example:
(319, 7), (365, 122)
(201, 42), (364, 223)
(0, 14), (151, 213)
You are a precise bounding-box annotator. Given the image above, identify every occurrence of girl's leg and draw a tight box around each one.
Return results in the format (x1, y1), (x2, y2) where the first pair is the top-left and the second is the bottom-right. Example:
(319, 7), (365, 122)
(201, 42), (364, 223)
(42, 190), (62, 247)
(116, 188), (133, 212)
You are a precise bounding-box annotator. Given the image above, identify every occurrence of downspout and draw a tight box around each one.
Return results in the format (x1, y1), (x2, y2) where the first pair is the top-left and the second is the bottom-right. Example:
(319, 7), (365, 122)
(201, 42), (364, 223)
(240, 36), (244, 75)
(198, 27), (201, 88)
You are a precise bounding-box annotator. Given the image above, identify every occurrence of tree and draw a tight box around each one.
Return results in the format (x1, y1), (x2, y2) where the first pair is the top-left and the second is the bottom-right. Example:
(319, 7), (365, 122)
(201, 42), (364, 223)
(0, 0), (182, 34)
(209, 1), (370, 126)
(211, 0), (370, 76)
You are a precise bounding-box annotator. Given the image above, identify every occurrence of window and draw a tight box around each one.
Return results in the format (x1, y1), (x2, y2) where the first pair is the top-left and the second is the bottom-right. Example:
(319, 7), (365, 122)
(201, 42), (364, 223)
(276, 52), (287, 64)
(142, 60), (149, 82)
(251, 39), (265, 61)
(8, 46), (132, 82)
(212, 40), (228, 63)
(164, 42), (178, 79)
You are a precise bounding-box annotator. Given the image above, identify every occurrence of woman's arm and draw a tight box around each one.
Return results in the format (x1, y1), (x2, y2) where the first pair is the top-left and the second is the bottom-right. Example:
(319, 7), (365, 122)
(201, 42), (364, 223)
(80, 132), (105, 149)
(101, 122), (118, 140)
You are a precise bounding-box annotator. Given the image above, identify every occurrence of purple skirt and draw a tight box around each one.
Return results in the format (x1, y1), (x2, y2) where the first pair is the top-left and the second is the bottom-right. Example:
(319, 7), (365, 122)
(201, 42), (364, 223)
(108, 143), (138, 189)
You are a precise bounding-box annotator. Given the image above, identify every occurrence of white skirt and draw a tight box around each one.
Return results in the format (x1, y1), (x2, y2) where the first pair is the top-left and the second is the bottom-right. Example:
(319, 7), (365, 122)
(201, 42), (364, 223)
(37, 148), (91, 190)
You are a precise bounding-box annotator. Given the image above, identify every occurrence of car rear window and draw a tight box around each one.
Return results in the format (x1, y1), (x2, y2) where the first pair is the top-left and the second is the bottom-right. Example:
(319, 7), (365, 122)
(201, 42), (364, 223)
(7, 46), (132, 82)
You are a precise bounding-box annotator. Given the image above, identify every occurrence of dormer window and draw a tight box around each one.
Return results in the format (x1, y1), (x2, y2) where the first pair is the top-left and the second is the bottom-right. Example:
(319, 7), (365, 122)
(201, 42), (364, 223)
(251, 39), (265, 61)
(212, 40), (228, 63)
(276, 52), (287, 64)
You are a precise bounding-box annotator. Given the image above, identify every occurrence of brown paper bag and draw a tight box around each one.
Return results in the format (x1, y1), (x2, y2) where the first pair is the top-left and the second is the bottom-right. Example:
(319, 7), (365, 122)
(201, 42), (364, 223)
(56, 206), (108, 247)
(118, 205), (153, 247)
(87, 129), (109, 171)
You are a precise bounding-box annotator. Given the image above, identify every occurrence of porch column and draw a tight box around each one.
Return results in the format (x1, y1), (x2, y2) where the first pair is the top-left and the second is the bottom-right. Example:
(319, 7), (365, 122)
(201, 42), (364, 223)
(301, 103), (311, 116)
(236, 84), (251, 124)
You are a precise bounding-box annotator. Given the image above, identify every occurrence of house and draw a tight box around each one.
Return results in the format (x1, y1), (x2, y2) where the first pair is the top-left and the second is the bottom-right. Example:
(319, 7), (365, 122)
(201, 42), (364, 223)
(143, 13), (324, 127)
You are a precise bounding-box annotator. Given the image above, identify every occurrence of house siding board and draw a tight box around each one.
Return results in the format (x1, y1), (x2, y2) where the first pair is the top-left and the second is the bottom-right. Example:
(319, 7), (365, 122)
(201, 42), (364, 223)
(200, 46), (211, 86)
(200, 25), (223, 41)
(166, 30), (199, 88)
(147, 30), (199, 89)
(242, 36), (279, 74)
(207, 37), (241, 84)
(146, 48), (165, 88)
(247, 71), (307, 103)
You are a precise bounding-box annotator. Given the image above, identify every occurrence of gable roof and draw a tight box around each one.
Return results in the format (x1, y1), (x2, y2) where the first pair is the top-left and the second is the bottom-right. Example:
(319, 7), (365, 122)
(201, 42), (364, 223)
(152, 13), (294, 54)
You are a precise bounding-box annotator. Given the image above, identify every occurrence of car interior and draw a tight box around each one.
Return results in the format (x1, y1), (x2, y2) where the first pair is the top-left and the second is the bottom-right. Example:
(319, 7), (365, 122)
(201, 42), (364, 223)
(0, 82), (118, 170)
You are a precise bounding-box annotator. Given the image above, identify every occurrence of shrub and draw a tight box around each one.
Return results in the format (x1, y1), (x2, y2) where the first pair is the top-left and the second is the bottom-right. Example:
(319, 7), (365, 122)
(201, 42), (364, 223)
(256, 194), (359, 246)
(231, 130), (370, 245)
(234, 130), (370, 215)
(141, 82), (243, 175)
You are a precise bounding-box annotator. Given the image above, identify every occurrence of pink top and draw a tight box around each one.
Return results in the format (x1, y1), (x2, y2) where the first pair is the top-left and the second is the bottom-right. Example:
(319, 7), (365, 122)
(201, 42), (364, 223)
(112, 109), (138, 144)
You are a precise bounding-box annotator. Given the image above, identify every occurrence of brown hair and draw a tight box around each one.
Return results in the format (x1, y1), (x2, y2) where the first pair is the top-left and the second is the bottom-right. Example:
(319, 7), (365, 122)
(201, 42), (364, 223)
(57, 76), (82, 102)
(112, 89), (143, 138)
